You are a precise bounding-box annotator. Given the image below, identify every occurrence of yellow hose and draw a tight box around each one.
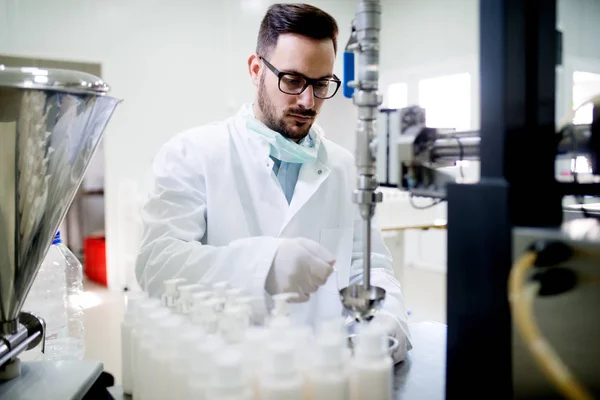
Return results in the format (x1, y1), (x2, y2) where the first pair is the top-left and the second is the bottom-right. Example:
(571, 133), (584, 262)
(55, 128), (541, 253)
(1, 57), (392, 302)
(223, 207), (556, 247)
(508, 252), (594, 400)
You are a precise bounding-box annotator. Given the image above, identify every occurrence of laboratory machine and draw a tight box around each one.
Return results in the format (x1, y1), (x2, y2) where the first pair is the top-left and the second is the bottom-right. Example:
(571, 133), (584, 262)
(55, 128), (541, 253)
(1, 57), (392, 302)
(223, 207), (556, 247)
(341, 0), (600, 398)
(0, 66), (119, 398)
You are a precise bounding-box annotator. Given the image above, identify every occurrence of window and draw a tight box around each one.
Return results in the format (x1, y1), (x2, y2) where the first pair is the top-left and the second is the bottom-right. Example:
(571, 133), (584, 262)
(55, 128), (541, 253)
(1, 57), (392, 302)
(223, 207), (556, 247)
(387, 82), (408, 109)
(572, 71), (600, 125)
(418, 73), (471, 131)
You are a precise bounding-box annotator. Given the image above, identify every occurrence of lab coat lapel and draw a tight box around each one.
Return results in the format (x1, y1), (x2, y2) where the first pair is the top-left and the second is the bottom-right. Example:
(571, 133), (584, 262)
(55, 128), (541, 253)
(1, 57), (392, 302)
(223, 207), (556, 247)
(279, 155), (330, 235)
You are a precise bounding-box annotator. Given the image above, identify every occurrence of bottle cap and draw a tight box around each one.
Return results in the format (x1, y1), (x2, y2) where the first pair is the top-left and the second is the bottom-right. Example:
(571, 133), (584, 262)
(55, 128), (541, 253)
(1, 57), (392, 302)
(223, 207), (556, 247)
(157, 314), (185, 339)
(271, 293), (298, 317)
(125, 292), (148, 315)
(178, 284), (203, 300)
(212, 281), (229, 298)
(164, 278), (187, 296)
(137, 298), (162, 318)
(225, 288), (244, 304)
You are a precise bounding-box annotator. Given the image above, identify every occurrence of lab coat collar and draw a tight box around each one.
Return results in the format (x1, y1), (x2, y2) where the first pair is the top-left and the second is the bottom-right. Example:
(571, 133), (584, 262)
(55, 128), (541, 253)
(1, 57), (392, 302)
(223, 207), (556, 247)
(235, 103), (332, 233)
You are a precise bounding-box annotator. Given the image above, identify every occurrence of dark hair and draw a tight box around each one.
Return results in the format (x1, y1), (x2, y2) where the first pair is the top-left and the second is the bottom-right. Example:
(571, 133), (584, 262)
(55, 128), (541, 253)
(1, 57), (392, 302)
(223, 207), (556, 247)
(256, 3), (339, 58)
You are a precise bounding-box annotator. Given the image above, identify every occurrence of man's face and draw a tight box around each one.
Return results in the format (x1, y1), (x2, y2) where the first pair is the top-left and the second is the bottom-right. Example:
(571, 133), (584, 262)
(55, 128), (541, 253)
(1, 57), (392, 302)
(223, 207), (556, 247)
(253, 34), (335, 141)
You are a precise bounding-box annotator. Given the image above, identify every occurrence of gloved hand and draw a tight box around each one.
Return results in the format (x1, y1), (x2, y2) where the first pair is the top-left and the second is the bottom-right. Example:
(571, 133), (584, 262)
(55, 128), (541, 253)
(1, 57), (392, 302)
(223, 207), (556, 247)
(372, 312), (410, 364)
(345, 312), (410, 364)
(265, 238), (335, 302)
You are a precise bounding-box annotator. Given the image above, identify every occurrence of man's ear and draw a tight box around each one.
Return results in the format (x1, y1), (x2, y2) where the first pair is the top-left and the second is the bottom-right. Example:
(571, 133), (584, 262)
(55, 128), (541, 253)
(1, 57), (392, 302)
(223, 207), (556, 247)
(248, 53), (261, 86)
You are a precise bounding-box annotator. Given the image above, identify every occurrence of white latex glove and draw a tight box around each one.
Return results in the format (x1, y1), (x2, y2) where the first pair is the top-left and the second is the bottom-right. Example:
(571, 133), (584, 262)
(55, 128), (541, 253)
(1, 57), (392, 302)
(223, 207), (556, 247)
(345, 312), (410, 364)
(265, 238), (335, 302)
(373, 312), (410, 364)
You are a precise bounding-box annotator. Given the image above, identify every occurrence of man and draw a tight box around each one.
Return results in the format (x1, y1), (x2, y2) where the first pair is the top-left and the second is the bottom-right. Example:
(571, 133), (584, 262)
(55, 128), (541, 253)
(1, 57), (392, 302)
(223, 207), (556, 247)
(136, 3), (411, 363)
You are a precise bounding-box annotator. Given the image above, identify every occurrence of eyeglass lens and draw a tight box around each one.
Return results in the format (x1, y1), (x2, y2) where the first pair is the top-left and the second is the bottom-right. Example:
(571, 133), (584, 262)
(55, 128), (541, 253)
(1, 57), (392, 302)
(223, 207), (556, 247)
(279, 75), (338, 99)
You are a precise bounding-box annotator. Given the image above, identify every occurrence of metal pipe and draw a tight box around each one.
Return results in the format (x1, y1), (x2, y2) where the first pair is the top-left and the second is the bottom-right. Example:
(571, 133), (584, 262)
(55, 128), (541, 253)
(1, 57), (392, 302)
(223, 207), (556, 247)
(363, 217), (371, 290)
(432, 136), (481, 162)
(351, 0), (382, 291)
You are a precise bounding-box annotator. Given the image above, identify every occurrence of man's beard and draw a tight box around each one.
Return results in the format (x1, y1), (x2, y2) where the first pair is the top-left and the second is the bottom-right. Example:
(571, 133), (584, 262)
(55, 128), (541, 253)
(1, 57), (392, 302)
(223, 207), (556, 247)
(257, 73), (316, 141)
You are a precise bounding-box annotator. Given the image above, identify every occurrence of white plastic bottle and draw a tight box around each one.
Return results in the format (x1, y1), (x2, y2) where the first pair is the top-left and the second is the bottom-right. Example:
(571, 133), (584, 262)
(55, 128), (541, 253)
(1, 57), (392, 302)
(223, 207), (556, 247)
(242, 326), (269, 399)
(259, 341), (305, 400)
(136, 306), (171, 400)
(205, 349), (253, 400)
(349, 322), (393, 400)
(55, 234), (86, 360)
(308, 334), (349, 400)
(22, 232), (67, 361)
(187, 334), (225, 399)
(170, 325), (205, 400)
(121, 291), (148, 395)
(148, 314), (186, 400)
(176, 284), (203, 315)
(212, 281), (229, 311)
(131, 297), (161, 399)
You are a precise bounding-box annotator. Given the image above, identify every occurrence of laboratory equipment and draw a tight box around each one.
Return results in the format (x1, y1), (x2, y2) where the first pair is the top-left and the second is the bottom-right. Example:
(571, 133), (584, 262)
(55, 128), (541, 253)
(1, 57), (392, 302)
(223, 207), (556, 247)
(340, 0), (387, 323)
(345, 0), (600, 398)
(0, 66), (119, 390)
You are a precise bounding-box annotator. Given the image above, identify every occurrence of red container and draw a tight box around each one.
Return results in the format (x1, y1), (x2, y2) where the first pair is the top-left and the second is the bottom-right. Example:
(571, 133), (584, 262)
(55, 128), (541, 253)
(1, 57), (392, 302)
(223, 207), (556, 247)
(84, 235), (107, 286)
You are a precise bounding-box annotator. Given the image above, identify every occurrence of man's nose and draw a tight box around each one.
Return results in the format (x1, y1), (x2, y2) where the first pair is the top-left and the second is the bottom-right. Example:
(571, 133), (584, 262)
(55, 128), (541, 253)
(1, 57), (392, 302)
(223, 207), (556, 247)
(297, 85), (315, 110)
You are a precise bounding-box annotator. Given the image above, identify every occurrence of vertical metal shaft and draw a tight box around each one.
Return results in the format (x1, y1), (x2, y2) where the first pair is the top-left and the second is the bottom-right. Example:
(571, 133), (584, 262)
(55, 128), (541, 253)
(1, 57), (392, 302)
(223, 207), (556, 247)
(350, 0), (383, 291)
(363, 217), (371, 289)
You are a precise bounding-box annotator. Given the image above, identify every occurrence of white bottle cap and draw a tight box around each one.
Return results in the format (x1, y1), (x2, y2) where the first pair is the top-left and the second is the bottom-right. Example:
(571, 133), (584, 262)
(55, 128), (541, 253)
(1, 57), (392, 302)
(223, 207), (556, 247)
(225, 288), (244, 304)
(178, 284), (203, 300)
(164, 278), (187, 296)
(212, 281), (229, 298)
(137, 298), (161, 315)
(355, 322), (388, 360)
(192, 291), (212, 305)
(271, 293), (298, 317)
(125, 291), (148, 314)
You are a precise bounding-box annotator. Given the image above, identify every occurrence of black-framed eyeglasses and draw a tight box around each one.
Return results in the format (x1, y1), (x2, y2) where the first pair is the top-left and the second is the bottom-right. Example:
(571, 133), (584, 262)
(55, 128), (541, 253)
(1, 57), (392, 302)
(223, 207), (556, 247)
(260, 57), (341, 100)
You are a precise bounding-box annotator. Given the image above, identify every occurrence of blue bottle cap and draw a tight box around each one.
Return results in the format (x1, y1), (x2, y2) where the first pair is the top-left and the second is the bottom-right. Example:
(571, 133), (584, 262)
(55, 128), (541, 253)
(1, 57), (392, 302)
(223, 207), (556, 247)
(52, 231), (62, 245)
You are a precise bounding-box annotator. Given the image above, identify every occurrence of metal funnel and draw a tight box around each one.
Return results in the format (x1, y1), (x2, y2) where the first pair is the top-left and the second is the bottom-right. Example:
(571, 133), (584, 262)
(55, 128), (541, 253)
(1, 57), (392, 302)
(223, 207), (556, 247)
(0, 66), (120, 332)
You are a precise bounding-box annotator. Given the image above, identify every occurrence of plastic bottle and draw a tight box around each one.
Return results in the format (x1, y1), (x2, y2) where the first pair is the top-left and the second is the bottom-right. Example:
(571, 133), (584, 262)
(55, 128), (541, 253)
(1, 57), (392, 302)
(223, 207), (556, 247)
(121, 291), (148, 395)
(131, 297), (161, 399)
(190, 291), (212, 325)
(212, 281), (229, 311)
(22, 232), (67, 361)
(162, 278), (187, 309)
(170, 325), (206, 400)
(194, 298), (222, 333)
(176, 284), (204, 315)
(187, 334), (225, 399)
(308, 334), (349, 400)
(225, 288), (245, 307)
(242, 326), (269, 399)
(148, 314), (186, 400)
(55, 233), (86, 360)
(349, 322), (393, 400)
(290, 325), (315, 377)
(268, 293), (298, 333)
(136, 306), (171, 400)
(259, 341), (305, 400)
(220, 304), (250, 344)
(206, 349), (253, 400)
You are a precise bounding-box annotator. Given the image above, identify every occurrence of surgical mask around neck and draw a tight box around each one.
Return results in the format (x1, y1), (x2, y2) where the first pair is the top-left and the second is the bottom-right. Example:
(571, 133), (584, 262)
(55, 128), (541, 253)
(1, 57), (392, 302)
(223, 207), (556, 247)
(246, 116), (320, 164)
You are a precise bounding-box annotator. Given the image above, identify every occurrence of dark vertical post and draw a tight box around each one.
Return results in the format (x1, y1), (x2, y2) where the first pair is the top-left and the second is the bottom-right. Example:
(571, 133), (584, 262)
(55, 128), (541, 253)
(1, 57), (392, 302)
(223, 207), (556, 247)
(445, 0), (560, 398)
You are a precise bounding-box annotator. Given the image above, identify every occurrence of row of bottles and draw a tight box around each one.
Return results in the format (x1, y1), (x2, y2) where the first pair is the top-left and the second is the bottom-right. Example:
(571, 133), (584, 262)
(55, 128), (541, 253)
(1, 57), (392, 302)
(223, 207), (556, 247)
(122, 279), (394, 400)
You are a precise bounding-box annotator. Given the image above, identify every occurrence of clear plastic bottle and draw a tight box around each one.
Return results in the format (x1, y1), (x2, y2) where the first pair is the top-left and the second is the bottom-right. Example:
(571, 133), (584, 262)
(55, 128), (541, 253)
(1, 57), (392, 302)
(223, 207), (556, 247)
(55, 233), (86, 360)
(22, 232), (68, 361)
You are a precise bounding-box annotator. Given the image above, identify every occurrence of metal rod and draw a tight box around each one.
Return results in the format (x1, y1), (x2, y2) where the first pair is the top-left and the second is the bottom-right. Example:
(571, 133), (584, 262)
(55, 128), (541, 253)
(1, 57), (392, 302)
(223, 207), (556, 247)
(363, 217), (371, 290)
(0, 330), (40, 367)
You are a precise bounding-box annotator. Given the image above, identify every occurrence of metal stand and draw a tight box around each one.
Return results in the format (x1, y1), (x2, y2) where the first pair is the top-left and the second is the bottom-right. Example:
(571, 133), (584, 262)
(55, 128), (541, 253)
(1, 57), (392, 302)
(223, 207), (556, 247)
(446, 0), (560, 397)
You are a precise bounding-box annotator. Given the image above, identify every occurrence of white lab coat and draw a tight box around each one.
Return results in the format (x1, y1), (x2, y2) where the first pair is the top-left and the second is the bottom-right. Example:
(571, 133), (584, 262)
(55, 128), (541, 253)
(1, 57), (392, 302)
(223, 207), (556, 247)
(136, 104), (411, 347)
